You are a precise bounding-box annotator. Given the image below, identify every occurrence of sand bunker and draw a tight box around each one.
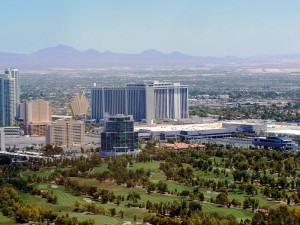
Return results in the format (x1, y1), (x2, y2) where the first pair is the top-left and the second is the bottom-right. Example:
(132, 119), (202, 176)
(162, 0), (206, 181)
(83, 198), (93, 203)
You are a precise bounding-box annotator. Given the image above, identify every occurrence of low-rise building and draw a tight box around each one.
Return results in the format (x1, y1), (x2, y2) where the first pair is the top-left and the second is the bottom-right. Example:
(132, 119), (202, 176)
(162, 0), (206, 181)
(222, 122), (267, 133)
(46, 119), (85, 147)
(27, 122), (52, 136)
(135, 123), (233, 141)
(0, 151), (51, 162)
(252, 136), (298, 151)
(4, 127), (21, 137)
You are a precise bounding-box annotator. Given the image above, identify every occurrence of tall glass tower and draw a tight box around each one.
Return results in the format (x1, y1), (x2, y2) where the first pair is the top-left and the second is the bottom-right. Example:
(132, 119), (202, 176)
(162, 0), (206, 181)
(0, 74), (15, 126)
(100, 114), (139, 156)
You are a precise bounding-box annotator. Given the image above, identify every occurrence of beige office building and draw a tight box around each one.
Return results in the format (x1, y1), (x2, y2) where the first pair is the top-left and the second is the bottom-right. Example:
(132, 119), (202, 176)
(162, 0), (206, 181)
(69, 93), (89, 119)
(46, 119), (85, 147)
(23, 100), (52, 135)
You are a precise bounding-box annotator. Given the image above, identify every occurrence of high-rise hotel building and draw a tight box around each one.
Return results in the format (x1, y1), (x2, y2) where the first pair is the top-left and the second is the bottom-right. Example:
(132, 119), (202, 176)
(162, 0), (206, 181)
(5, 68), (20, 116)
(0, 74), (15, 126)
(69, 93), (89, 120)
(46, 119), (85, 147)
(22, 100), (52, 136)
(91, 81), (188, 123)
(0, 68), (20, 126)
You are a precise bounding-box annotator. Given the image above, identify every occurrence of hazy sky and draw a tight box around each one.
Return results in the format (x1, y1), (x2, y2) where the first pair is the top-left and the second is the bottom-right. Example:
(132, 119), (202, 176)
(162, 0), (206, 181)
(1, 0), (300, 57)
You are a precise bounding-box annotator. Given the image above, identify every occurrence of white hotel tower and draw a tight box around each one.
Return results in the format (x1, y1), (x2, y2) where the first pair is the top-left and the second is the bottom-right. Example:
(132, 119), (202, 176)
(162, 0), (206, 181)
(91, 81), (188, 124)
(5, 68), (20, 118)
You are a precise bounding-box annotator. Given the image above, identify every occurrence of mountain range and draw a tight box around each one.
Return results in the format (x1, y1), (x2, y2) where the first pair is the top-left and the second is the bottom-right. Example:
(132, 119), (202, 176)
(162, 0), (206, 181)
(1, 44), (300, 70)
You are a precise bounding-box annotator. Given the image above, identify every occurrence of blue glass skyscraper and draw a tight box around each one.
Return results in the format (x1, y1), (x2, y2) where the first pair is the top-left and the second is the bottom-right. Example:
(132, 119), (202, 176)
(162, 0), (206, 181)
(0, 74), (15, 126)
(100, 114), (139, 156)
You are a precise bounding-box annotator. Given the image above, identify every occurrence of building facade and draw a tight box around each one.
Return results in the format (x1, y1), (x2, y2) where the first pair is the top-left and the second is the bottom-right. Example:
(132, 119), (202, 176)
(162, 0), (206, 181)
(69, 93), (89, 120)
(5, 68), (20, 118)
(0, 128), (5, 151)
(91, 81), (188, 124)
(0, 74), (15, 126)
(3, 127), (21, 137)
(46, 119), (85, 147)
(100, 114), (139, 156)
(252, 136), (298, 151)
(222, 122), (267, 134)
(23, 100), (52, 135)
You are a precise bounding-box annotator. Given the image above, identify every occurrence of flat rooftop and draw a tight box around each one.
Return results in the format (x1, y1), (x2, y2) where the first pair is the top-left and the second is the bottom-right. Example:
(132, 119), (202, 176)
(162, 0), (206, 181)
(222, 121), (266, 126)
(135, 123), (224, 132)
(266, 128), (300, 136)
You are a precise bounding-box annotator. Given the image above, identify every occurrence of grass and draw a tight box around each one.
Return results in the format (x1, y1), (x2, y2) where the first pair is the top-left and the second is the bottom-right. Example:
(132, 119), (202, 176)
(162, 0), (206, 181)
(0, 212), (15, 225)
(69, 175), (263, 223)
(70, 177), (102, 186)
(92, 164), (109, 173)
(18, 184), (146, 224)
(22, 167), (57, 179)
(129, 161), (162, 172)
(165, 180), (194, 193)
(227, 192), (277, 208)
(201, 203), (254, 222)
(149, 171), (166, 183)
(12, 159), (292, 225)
(22, 167), (70, 180)
(67, 212), (124, 225)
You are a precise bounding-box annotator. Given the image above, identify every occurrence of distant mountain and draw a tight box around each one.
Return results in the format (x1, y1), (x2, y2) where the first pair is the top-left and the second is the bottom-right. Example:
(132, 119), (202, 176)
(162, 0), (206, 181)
(0, 44), (300, 70)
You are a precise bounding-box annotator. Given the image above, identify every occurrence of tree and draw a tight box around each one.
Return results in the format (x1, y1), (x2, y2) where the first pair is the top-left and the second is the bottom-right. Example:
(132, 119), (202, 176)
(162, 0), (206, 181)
(157, 181), (168, 194)
(74, 200), (81, 209)
(198, 192), (204, 202)
(109, 208), (116, 217)
(127, 192), (141, 204)
(215, 193), (228, 206)
(119, 210), (124, 218)
(278, 177), (288, 189)
(146, 182), (156, 194)
(189, 201), (202, 212)
(243, 198), (259, 211)
(231, 199), (240, 207)
(0, 155), (12, 165)
(246, 184), (256, 196)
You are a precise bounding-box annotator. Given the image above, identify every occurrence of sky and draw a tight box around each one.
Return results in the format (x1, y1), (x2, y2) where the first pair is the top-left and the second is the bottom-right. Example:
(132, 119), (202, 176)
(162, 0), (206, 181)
(1, 0), (300, 57)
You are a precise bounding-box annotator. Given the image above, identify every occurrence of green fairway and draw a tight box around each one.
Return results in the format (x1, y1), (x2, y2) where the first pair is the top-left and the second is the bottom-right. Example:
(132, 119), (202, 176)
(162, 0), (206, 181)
(67, 213), (124, 225)
(72, 176), (260, 223)
(165, 180), (194, 193)
(22, 167), (57, 179)
(149, 171), (166, 183)
(129, 161), (162, 172)
(9, 156), (295, 225)
(201, 202), (254, 222)
(92, 164), (109, 173)
(0, 212), (15, 225)
(70, 177), (102, 186)
(22, 167), (70, 180)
